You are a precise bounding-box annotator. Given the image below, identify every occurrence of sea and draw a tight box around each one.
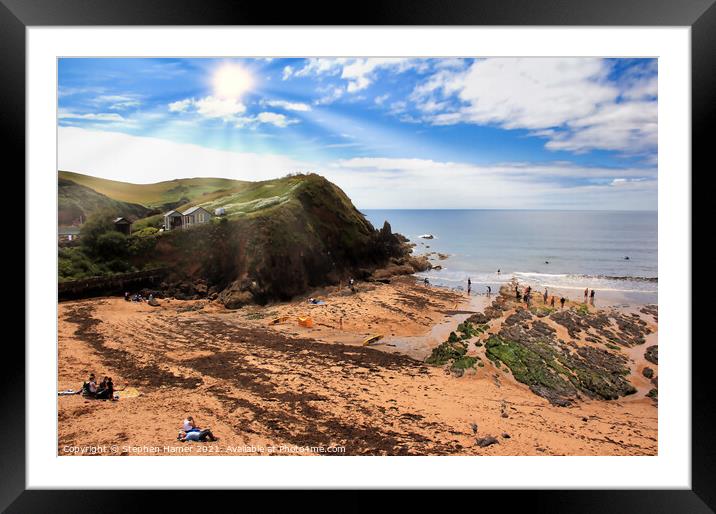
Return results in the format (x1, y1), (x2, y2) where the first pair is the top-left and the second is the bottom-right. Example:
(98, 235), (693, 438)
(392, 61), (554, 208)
(363, 209), (658, 305)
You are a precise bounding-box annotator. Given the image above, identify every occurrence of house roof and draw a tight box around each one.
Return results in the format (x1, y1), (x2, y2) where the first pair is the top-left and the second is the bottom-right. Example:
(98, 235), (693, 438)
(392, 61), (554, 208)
(182, 206), (210, 215)
(113, 217), (131, 224)
(164, 210), (181, 217)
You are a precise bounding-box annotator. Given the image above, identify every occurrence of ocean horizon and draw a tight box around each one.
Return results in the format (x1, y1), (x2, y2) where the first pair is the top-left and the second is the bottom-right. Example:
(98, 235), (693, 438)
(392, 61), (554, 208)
(364, 209), (658, 304)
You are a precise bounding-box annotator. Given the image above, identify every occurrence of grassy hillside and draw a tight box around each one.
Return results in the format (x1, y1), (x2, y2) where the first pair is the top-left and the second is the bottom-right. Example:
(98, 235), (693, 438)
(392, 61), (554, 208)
(58, 178), (154, 225)
(58, 172), (412, 304)
(59, 170), (250, 210)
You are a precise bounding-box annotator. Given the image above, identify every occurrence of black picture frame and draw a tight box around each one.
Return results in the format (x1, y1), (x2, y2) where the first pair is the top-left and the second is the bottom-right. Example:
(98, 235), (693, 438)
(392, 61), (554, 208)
(5, 0), (710, 510)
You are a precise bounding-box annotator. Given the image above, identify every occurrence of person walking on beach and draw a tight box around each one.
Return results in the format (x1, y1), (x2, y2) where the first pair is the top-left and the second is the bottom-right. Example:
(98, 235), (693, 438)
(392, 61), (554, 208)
(486, 285), (492, 297)
(467, 277), (471, 295)
(584, 288), (589, 302)
(590, 289), (595, 305)
(543, 288), (548, 303)
(550, 296), (556, 308)
(560, 296), (566, 309)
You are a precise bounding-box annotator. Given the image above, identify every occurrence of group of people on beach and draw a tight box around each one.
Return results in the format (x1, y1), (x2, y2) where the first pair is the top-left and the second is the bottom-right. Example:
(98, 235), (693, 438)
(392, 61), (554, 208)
(124, 291), (155, 302)
(515, 284), (567, 309)
(584, 287), (596, 305)
(513, 283), (597, 309)
(76, 373), (120, 400)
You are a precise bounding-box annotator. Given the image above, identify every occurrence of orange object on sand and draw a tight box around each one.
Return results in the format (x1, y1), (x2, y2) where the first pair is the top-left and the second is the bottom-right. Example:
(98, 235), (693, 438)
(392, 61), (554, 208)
(298, 316), (313, 328)
(269, 316), (290, 325)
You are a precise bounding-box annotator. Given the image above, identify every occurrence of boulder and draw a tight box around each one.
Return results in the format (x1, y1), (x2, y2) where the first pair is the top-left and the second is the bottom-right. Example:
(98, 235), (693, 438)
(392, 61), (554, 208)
(476, 436), (499, 447)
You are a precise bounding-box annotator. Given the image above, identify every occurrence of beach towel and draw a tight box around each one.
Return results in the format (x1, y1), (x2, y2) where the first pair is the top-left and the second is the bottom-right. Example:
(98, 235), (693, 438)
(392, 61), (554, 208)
(115, 387), (141, 399)
(58, 389), (78, 396)
(362, 334), (384, 346)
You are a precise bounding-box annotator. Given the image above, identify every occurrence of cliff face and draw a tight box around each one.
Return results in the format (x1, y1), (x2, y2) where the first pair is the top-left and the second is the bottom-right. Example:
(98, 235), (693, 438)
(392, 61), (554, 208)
(132, 174), (415, 306)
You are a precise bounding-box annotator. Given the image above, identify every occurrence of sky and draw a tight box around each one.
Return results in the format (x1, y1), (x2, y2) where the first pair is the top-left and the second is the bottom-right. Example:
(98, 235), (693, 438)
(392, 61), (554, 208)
(57, 57), (657, 210)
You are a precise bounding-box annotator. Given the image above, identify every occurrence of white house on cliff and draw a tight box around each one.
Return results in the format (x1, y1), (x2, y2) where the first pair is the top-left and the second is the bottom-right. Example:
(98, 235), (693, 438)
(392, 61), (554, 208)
(163, 206), (213, 231)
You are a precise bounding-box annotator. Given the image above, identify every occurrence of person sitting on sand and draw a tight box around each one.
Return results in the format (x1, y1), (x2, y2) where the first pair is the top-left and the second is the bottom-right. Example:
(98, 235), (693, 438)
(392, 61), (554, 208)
(96, 376), (120, 400)
(124, 292), (130, 302)
(183, 416), (201, 433)
(81, 373), (98, 398)
(177, 428), (218, 442)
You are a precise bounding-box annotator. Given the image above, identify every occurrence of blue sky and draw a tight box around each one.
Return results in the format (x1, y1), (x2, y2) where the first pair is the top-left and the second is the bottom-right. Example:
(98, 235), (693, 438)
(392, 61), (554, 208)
(58, 57), (657, 209)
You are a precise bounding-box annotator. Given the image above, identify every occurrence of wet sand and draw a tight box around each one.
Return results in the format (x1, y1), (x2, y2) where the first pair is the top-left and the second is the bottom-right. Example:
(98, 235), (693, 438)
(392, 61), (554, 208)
(57, 276), (657, 456)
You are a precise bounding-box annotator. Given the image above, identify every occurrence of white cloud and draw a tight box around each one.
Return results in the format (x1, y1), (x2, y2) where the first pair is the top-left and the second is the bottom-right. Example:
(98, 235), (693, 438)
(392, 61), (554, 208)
(545, 100), (657, 153)
(168, 98), (192, 112)
(194, 96), (246, 120)
(622, 75), (658, 100)
(58, 111), (126, 122)
(290, 58), (416, 94)
(57, 128), (656, 210)
(167, 96), (246, 121)
(282, 65), (294, 80)
(58, 127), (309, 183)
(327, 156), (656, 209)
(93, 94), (141, 110)
(409, 58), (657, 155)
(235, 111), (298, 129)
(374, 94), (389, 105)
(260, 99), (311, 112)
(314, 86), (344, 105)
(294, 58), (348, 78)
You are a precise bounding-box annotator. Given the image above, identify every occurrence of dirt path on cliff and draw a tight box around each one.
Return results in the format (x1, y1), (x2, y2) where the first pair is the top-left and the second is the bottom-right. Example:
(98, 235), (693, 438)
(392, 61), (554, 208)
(58, 286), (657, 456)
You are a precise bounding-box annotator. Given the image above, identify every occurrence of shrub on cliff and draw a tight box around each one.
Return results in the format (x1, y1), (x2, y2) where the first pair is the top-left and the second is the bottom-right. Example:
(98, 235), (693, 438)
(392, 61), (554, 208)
(94, 231), (128, 260)
(80, 212), (116, 254)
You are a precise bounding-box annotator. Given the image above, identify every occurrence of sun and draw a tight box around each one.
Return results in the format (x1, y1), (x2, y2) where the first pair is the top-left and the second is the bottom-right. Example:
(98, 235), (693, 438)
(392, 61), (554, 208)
(213, 64), (253, 99)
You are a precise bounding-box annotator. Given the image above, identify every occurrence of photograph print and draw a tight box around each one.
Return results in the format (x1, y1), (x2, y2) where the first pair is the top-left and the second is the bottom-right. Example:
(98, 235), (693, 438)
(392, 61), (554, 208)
(57, 57), (658, 456)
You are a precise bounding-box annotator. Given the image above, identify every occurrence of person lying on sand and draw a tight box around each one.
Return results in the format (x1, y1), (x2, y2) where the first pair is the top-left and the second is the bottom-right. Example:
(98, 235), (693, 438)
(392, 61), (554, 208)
(177, 428), (219, 442)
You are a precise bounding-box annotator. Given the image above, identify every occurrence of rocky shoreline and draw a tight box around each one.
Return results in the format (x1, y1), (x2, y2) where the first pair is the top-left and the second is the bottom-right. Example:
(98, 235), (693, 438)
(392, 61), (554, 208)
(425, 281), (658, 407)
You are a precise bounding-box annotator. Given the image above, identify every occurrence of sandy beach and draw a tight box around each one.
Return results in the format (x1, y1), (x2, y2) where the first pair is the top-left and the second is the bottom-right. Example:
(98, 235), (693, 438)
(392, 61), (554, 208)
(57, 276), (657, 456)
